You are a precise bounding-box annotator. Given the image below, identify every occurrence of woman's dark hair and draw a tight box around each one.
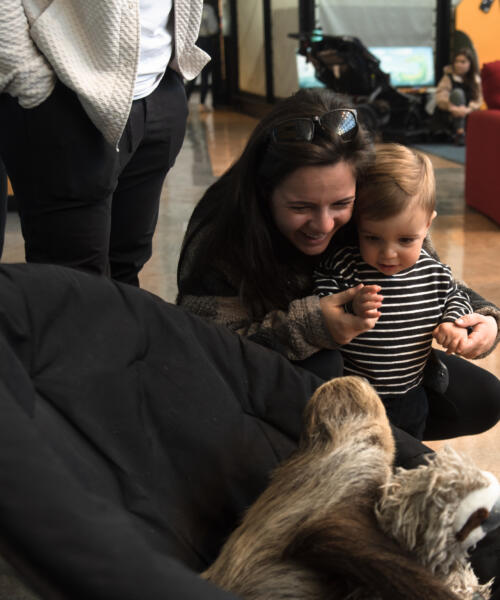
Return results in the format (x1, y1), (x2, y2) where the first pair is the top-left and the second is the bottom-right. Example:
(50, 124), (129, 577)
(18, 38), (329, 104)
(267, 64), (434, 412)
(453, 47), (480, 100)
(178, 88), (373, 317)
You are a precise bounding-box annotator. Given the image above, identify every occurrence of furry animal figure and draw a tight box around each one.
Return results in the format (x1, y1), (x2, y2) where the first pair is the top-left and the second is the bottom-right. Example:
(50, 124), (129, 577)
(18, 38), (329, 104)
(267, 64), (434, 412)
(202, 376), (500, 600)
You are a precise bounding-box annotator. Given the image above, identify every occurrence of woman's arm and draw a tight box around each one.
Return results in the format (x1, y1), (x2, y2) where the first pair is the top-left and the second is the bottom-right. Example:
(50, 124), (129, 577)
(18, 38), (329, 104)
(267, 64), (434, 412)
(0, 1), (56, 106)
(451, 280), (500, 358)
(179, 287), (379, 362)
(424, 237), (500, 358)
(179, 292), (333, 360)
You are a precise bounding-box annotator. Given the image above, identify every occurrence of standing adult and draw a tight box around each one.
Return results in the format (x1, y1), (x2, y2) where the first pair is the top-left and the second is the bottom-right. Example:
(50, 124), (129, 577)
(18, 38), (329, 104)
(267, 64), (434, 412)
(0, 159), (7, 258)
(0, 0), (209, 286)
(433, 47), (483, 145)
(185, 2), (220, 111)
(177, 88), (500, 449)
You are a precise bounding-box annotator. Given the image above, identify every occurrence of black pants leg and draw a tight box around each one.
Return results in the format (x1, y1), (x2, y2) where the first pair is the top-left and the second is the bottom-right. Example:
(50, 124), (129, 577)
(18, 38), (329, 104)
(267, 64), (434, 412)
(196, 36), (214, 106)
(0, 159), (7, 258)
(424, 350), (500, 440)
(0, 84), (117, 276)
(110, 69), (188, 285)
(382, 386), (429, 441)
(0, 69), (187, 285)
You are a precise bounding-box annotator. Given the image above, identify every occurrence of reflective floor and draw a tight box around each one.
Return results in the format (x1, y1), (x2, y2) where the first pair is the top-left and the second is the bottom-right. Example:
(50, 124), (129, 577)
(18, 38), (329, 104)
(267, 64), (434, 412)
(3, 97), (500, 475)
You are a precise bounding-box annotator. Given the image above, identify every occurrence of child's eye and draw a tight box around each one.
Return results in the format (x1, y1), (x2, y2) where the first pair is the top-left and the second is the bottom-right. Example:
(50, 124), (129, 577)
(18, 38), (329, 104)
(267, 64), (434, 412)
(399, 237), (416, 244)
(365, 235), (379, 242)
(290, 206), (308, 212)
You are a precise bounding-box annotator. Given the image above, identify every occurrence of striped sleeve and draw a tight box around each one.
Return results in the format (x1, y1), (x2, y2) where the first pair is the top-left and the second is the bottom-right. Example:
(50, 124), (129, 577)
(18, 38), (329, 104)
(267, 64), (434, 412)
(338, 251), (469, 396)
(439, 267), (473, 322)
(313, 247), (359, 297)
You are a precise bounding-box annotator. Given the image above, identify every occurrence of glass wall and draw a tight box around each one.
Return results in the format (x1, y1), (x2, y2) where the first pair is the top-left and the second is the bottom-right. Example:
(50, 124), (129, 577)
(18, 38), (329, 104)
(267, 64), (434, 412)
(316, 0), (436, 48)
(271, 0), (301, 99)
(237, 0), (267, 95)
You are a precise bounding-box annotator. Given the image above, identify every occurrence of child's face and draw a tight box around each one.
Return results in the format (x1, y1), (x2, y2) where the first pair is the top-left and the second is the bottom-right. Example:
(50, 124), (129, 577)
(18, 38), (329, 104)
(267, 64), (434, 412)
(357, 205), (435, 276)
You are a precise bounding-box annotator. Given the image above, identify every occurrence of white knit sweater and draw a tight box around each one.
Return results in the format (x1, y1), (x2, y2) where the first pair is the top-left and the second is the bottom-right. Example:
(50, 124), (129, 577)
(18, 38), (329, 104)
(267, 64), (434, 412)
(0, 0), (209, 146)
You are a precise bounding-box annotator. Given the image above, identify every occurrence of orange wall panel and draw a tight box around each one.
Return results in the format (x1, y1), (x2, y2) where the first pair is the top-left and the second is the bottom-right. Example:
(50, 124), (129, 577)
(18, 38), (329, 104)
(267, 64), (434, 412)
(456, 0), (500, 68)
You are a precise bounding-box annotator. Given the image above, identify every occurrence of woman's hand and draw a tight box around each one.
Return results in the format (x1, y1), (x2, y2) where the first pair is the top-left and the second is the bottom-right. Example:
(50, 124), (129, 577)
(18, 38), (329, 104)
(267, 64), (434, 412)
(320, 285), (380, 345)
(452, 313), (498, 358)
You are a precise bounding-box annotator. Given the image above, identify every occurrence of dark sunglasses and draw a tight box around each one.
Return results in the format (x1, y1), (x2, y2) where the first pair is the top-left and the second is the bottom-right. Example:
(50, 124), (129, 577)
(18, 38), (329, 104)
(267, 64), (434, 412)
(271, 109), (358, 144)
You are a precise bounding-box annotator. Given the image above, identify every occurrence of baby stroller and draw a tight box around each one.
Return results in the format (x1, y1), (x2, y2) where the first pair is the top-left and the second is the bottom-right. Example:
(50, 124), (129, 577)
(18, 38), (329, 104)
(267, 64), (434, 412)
(290, 32), (430, 142)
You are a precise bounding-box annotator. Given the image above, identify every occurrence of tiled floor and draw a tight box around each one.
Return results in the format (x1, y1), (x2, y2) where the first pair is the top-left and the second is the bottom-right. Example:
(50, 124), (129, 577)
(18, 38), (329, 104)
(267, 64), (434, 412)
(3, 99), (500, 475)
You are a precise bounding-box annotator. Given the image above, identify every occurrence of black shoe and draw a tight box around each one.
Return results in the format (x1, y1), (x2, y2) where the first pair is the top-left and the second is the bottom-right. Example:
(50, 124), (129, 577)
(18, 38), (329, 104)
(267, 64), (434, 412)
(454, 132), (465, 146)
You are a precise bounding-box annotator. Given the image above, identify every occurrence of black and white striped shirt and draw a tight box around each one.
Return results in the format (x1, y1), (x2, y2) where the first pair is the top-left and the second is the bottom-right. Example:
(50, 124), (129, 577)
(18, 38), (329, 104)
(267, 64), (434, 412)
(314, 247), (473, 397)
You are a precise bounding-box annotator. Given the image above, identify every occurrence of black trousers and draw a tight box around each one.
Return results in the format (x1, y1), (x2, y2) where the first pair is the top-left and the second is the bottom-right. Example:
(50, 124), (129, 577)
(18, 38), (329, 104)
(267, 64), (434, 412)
(0, 68), (187, 286)
(295, 348), (500, 466)
(185, 36), (214, 105)
(0, 158), (7, 258)
(383, 385), (428, 441)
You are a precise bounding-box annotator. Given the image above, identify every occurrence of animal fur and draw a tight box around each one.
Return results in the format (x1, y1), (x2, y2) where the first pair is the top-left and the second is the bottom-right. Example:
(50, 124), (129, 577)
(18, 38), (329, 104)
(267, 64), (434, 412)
(376, 447), (494, 598)
(202, 376), (494, 600)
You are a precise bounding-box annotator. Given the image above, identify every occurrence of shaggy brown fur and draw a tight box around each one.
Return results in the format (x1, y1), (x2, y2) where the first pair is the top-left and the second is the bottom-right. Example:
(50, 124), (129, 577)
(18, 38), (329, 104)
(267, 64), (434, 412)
(376, 446), (493, 598)
(202, 376), (465, 600)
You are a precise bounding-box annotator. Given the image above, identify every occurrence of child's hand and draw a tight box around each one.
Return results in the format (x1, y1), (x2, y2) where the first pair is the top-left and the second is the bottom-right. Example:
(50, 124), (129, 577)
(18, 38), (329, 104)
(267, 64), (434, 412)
(351, 284), (383, 319)
(433, 322), (469, 355)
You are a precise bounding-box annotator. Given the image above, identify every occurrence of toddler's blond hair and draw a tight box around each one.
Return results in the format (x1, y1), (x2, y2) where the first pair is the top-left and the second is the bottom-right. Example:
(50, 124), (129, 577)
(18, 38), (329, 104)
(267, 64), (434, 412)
(355, 143), (435, 221)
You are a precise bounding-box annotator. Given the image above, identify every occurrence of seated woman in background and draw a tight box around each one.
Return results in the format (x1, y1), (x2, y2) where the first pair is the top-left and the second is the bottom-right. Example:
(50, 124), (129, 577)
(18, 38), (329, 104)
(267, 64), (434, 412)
(176, 87), (500, 448)
(433, 47), (483, 145)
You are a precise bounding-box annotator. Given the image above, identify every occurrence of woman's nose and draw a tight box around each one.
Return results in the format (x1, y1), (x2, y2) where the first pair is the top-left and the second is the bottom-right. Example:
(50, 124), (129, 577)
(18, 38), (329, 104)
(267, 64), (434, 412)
(312, 210), (334, 233)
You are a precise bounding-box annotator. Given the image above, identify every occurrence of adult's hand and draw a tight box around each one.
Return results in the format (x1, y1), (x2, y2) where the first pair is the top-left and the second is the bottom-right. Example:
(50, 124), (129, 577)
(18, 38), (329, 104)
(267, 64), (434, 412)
(320, 285), (379, 345)
(452, 313), (498, 358)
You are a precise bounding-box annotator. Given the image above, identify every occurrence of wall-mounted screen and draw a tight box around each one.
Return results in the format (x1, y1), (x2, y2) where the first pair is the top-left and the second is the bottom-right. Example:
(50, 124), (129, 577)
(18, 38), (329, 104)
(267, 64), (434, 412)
(368, 46), (435, 88)
(296, 53), (326, 88)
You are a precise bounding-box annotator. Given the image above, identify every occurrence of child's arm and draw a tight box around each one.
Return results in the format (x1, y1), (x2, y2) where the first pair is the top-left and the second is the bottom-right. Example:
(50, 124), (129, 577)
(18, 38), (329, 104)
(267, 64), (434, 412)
(433, 273), (473, 354)
(350, 284), (383, 319)
(313, 250), (382, 342)
(314, 247), (383, 317)
(433, 321), (469, 355)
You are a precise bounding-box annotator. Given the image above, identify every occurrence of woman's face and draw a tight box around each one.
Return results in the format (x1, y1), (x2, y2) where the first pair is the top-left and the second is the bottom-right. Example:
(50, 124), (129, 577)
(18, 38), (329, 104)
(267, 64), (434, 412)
(453, 54), (471, 76)
(270, 162), (356, 256)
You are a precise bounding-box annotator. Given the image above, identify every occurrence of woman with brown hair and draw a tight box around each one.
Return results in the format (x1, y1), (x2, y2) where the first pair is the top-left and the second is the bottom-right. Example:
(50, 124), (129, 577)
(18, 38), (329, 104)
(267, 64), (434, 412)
(177, 87), (500, 456)
(434, 47), (483, 145)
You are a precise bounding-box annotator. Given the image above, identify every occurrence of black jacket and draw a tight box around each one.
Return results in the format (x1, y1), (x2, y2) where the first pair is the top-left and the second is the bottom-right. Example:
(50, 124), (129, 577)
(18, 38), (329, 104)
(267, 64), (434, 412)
(0, 264), (430, 599)
(0, 264), (323, 599)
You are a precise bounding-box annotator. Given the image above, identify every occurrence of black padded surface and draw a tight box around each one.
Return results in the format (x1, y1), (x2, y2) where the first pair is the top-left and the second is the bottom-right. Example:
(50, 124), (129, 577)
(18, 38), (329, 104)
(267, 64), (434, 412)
(0, 264), (323, 599)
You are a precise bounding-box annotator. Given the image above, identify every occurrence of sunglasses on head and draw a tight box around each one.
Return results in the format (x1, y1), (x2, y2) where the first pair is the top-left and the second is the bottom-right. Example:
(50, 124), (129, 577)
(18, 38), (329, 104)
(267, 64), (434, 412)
(271, 108), (358, 144)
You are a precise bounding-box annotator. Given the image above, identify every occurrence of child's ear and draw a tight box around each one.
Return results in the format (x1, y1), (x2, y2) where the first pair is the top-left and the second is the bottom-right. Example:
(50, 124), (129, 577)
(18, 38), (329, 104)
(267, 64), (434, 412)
(427, 210), (437, 228)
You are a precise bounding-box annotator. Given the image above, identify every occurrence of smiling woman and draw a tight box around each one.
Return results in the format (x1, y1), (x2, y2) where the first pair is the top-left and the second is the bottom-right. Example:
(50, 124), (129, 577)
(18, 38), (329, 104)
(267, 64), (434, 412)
(177, 87), (499, 363)
(176, 88), (500, 468)
(270, 163), (356, 256)
(176, 88), (373, 364)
